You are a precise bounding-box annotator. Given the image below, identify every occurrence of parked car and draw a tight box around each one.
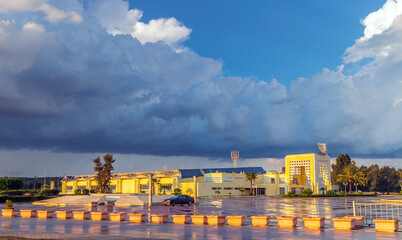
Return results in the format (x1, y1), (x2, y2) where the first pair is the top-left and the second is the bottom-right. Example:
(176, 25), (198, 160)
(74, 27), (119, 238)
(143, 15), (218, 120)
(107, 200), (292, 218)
(162, 194), (194, 206)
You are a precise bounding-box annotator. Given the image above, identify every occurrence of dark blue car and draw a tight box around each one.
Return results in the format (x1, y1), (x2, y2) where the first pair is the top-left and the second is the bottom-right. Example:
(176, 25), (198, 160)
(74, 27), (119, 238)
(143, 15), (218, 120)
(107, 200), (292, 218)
(162, 194), (194, 206)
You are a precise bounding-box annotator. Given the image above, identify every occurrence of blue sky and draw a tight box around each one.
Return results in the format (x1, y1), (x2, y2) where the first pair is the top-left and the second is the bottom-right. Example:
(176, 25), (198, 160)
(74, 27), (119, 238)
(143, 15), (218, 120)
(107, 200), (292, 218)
(0, 0), (402, 176)
(132, 0), (384, 86)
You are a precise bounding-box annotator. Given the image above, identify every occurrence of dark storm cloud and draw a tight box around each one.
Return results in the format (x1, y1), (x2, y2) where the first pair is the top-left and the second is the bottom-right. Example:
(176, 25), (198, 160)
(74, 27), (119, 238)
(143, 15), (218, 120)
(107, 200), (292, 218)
(0, 0), (402, 159)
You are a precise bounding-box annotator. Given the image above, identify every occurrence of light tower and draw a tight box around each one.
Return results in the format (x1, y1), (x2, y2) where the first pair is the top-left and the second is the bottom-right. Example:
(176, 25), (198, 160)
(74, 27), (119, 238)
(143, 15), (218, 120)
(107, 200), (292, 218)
(231, 150), (239, 168)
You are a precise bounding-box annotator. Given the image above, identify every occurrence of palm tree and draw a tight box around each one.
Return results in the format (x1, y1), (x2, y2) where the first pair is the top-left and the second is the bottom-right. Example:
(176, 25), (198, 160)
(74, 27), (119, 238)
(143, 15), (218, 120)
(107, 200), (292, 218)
(246, 172), (258, 195)
(337, 165), (367, 193)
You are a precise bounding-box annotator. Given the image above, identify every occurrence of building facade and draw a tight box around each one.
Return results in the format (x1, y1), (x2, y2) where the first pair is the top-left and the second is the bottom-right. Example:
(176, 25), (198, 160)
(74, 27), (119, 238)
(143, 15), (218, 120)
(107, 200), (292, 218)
(61, 152), (331, 197)
(285, 153), (331, 194)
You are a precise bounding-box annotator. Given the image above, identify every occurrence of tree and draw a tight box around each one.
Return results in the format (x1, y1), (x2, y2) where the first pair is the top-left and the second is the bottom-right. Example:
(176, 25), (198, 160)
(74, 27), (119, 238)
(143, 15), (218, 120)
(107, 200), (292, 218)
(337, 165), (366, 193)
(173, 188), (182, 195)
(92, 154), (115, 193)
(160, 185), (169, 194)
(246, 172), (257, 195)
(331, 154), (353, 186)
(377, 166), (400, 194)
(281, 167), (286, 174)
(239, 188), (245, 196)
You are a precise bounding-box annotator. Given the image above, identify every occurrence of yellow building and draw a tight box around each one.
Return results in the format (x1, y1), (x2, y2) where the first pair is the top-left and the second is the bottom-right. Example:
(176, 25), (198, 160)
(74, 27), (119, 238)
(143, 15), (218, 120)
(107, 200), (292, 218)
(285, 153), (331, 194)
(61, 167), (269, 197)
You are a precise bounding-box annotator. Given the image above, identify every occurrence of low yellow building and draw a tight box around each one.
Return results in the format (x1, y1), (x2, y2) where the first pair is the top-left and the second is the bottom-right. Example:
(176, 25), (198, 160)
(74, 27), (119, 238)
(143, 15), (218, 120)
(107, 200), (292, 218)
(62, 152), (332, 197)
(62, 167), (270, 197)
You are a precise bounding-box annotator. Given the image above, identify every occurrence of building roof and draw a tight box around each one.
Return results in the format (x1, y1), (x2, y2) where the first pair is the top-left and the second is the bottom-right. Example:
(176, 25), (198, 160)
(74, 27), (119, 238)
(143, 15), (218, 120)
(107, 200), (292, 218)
(178, 167), (266, 178)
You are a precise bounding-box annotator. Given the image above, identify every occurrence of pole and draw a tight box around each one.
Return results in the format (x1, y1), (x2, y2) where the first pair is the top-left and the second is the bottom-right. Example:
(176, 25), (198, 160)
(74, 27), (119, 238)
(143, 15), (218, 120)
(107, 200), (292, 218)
(193, 176), (197, 204)
(148, 174), (153, 207)
(353, 201), (356, 216)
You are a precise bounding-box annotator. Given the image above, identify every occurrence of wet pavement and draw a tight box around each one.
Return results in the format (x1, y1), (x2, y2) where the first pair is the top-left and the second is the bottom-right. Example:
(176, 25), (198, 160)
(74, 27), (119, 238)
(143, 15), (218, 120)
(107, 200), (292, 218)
(0, 196), (401, 239)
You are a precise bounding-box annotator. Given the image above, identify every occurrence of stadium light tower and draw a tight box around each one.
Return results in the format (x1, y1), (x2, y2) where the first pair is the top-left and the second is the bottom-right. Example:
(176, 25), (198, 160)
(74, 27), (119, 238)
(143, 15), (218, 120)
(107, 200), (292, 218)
(231, 150), (239, 168)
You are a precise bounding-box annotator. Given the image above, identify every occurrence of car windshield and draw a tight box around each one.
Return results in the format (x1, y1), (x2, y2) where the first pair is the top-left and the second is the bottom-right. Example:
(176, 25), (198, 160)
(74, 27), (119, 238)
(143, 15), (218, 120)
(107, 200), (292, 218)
(171, 195), (180, 199)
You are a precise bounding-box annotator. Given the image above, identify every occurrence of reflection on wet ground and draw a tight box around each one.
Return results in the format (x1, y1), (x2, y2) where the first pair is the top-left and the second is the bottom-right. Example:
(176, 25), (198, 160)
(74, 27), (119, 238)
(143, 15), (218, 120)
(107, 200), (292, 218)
(0, 196), (401, 239)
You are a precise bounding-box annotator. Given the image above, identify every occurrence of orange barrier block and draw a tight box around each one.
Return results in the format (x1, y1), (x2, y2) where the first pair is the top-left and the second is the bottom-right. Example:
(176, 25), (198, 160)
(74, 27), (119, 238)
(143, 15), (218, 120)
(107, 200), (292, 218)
(251, 216), (270, 227)
(56, 211), (72, 219)
(20, 209), (37, 218)
(227, 216), (245, 226)
(91, 212), (108, 221)
(129, 213), (146, 223)
(333, 218), (355, 230)
(207, 215), (226, 226)
(277, 216), (297, 228)
(191, 215), (207, 225)
(374, 219), (399, 232)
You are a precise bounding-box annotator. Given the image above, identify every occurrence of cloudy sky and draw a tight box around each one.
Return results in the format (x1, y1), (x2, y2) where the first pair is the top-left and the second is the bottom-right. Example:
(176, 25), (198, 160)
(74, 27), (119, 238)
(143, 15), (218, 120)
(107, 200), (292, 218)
(0, 0), (402, 177)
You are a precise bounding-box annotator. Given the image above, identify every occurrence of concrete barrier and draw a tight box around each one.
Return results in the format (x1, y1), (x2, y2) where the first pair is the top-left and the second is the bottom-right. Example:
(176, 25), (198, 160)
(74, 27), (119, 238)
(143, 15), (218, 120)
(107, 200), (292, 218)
(151, 214), (168, 224)
(88, 202), (98, 212)
(374, 219), (399, 232)
(109, 212), (127, 222)
(333, 218), (355, 230)
(1, 209), (19, 218)
(303, 217), (325, 229)
(191, 215), (207, 225)
(343, 216), (364, 229)
(37, 210), (54, 219)
(227, 216), (245, 226)
(91, 212), (108, 221)
(251, 216), (270, 227)
(207, 215), (226, 226)
(73, 211), (90, 220)
(277, 216), (297, 228)
(173, 215), (191, 224)
(20, 209), (37, 218)
(56, 211), (72, 219)
(129, 213), (146, 223)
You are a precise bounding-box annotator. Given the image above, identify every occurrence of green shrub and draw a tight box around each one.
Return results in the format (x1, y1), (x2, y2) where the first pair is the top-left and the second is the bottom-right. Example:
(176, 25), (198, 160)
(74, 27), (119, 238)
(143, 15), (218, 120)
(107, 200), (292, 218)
(326, 190), (335, 195)
(302, 188), (313, 195)
(0, 178), (24, 190)
(339, 191), (346, 196)
(298, 194), (309, 198)
(5, 199), (13, 209)
(0, 195), (45, 203)
(74, 189), (82, 195)
(173, 188), (182, 195)
(82, 189), (90, 195)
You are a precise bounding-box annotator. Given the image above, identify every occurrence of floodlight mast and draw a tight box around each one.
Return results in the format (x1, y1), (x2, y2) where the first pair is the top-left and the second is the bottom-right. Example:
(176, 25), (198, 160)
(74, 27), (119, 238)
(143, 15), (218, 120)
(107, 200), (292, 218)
(231, 150), (239, 168)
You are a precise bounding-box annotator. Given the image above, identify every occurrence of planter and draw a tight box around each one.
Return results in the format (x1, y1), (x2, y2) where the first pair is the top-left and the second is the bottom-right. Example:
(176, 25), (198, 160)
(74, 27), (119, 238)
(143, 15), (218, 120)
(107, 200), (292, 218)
(303, 217), (325, 229)
(374, 219), (399, 232)
(1, 209), (19, 217)
(73, 211), (90, 220)
(20, 209), (37, 218)
(173, 215), (191, 224)
(91, 212), (108, 221)
(251, 216), (270, 227)
(151, 214), (168, 224)
(333, 218), (355, 230)
(206, 215), (226, 226)
(56, 211), (73, 219)
(227, 216), (245, 226)
(88, 202), (98, 212)
(129, 213), (146, 223)
(191, 215), (207, 225)
(37, 210), (54, 219)
(109, 212), (126, 222)
(277, 216), (297, 228)
(343, 216), (364, 229)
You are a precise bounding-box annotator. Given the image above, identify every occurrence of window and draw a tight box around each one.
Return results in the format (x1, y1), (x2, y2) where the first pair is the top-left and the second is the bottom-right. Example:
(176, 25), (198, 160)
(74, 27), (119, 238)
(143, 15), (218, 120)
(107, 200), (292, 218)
(78, 186), (86, 190)
(280, 187), (285, 195)
(140, 184), (149, 193)
(271, 178), (275, 184)
(234, 187), (242, 190)
(223, 187), (232, 190)
(160, 184), (172, 191)
(211, 187), (222, 190)
(67, 186), (73, 193)
(110, 185), (117, 193)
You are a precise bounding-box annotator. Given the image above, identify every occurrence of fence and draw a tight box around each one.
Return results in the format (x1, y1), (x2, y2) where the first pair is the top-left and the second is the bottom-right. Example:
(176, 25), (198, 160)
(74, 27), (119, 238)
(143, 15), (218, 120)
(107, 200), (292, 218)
(353, 201), (402, 226)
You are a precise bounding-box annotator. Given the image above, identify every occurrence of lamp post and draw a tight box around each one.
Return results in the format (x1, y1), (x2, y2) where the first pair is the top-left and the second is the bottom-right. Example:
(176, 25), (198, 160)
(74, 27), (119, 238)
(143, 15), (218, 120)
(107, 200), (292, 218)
(343, 182), (348, 194)
(354, 182), (359, 194)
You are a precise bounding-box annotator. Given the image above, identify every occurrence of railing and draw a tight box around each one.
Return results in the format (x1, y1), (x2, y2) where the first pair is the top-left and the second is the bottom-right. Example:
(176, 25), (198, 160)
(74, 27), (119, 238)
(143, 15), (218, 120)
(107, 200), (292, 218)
(353, 201), (402, 226)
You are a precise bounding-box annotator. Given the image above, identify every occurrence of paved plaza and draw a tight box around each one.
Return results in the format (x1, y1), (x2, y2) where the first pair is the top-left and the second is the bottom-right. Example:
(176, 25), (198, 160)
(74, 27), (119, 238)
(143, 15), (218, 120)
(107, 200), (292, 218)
(0, 196), (401, 239)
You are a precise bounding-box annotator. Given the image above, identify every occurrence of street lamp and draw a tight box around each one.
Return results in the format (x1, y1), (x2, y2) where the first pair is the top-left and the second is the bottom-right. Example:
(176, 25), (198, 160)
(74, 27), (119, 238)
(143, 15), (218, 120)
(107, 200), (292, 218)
(343, 182), (348, 193)
(354, 182), (359, 194)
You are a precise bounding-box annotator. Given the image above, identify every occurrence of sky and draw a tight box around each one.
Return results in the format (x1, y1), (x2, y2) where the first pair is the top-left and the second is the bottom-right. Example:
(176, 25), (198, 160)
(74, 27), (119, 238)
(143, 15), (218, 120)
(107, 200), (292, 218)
(0, 0), (402, 176)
